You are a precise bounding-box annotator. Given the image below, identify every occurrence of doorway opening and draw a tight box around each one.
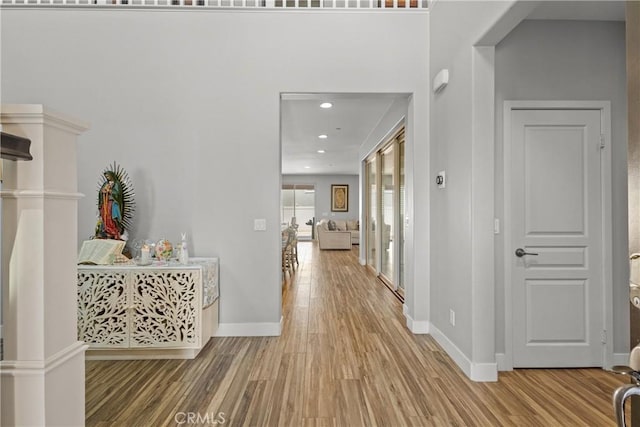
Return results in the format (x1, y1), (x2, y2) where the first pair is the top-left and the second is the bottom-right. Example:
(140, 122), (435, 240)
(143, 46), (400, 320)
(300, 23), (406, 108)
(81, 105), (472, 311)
(280, 92), (410, 303)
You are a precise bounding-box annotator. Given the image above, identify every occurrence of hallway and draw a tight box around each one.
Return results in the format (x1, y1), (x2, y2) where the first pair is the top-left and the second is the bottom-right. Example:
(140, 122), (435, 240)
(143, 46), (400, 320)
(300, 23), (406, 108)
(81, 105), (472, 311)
(86, 242), (625, 426)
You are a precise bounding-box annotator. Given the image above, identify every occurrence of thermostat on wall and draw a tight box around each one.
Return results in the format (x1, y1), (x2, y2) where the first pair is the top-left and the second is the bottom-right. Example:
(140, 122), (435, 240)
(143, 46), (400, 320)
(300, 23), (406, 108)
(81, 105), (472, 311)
(436, 171), (446, 189)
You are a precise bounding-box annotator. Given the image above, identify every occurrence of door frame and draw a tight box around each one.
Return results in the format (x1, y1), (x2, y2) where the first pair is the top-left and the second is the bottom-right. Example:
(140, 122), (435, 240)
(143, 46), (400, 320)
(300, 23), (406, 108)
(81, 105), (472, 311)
(502, 100), (613, 370)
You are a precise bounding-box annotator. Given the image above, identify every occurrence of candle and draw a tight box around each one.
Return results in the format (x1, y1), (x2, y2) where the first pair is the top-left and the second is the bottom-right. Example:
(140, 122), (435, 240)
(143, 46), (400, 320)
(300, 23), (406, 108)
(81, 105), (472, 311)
(141, 245), (150, 263)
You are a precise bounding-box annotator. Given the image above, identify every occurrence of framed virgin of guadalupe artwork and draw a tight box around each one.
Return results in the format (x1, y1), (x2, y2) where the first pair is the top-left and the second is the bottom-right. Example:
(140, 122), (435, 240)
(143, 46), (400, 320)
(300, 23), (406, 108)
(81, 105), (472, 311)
(331, 184), (348, 212)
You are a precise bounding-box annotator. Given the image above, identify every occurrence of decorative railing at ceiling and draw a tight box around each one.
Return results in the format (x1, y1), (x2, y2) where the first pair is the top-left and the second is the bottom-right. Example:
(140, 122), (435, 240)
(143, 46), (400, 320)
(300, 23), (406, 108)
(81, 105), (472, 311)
(1, 0), (426, 8)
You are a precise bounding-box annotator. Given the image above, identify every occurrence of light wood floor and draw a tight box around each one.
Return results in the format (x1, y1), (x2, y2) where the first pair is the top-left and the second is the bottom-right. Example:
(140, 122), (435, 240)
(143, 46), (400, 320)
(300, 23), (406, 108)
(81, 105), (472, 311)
(86, 242), (628, 426)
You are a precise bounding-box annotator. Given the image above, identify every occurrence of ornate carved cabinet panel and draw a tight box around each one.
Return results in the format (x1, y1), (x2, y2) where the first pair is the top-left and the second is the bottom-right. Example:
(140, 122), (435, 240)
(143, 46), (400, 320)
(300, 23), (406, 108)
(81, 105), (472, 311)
(77, 258), (219, 359)
(77, 270), (130, 347)
(130, 270), (200, 347)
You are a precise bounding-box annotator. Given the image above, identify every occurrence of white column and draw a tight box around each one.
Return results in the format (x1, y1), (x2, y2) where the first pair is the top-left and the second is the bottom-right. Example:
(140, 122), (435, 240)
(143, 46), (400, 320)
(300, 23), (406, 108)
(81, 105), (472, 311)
(0, 104), (89, 426)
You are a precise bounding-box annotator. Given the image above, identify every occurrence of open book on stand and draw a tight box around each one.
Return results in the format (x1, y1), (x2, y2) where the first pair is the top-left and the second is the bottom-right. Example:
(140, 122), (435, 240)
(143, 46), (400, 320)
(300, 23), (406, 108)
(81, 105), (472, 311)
(78, 239), (126, 265)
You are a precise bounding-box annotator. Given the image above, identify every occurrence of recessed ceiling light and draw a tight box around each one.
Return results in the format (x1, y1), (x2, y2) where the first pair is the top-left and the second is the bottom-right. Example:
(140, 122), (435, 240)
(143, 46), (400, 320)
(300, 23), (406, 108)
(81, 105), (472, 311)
(304, 166), (311, 169)
(318, 134), (328, 139)
(317, 150), (325, 154)
(320, 102), (333, 109)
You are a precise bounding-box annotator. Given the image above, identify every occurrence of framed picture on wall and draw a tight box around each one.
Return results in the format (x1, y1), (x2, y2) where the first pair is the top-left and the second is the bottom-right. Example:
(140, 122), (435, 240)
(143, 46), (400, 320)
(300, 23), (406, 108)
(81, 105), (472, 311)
(331, 184), (349, 212)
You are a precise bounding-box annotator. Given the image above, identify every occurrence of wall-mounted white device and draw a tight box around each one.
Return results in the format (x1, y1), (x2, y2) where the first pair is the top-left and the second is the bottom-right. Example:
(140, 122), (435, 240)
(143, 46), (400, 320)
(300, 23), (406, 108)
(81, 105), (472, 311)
(433, 69), (449, 93)
(436, 171), (446, 189)
(254, 218), (267, 231)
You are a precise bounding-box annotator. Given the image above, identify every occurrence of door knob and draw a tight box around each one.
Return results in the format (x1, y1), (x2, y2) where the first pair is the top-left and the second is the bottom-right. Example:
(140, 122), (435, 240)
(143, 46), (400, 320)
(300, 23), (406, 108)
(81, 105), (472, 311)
(515, 248), (538, 257)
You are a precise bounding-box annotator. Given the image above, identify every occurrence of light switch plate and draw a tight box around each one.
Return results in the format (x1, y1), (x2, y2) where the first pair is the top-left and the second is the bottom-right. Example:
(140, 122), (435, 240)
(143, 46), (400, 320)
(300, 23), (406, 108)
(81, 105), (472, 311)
(254, 219), (266, 231)
(436, 171), (446, 189)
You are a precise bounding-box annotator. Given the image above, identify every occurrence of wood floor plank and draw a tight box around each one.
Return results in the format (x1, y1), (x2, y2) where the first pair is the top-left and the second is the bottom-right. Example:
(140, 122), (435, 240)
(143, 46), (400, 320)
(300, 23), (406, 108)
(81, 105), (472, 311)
(265, 353), (306, 427)
(86, 242), (627, 426)
(301, 417), (337, 427)
(335, 379), (373, 426)
(248, 337), (285, 381)
(236, 380), (275, 427)
(303, 333), (336, 419)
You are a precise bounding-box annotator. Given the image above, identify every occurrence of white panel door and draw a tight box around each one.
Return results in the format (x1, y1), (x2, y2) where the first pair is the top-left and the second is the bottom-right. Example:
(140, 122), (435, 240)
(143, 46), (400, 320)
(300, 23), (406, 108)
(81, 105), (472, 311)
(510, 108), (603, 368)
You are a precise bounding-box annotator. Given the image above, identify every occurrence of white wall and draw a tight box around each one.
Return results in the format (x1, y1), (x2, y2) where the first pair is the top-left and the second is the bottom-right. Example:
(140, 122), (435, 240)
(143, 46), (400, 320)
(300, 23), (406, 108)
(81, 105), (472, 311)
(1, 8), (429, 331)
(282, 174), (360, 222)
(429, 0), (517, 377)
(494, 19), (628, 355)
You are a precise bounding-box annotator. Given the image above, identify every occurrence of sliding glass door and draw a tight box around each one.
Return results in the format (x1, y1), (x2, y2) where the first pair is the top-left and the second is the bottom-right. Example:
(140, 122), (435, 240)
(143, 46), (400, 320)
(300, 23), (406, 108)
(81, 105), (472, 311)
(281, 184), (315, 240)
(366, 159), (377, 269)
(364, 127), (406, 298)
(380, 145), (394, 284)
(398, 139), (405, 293)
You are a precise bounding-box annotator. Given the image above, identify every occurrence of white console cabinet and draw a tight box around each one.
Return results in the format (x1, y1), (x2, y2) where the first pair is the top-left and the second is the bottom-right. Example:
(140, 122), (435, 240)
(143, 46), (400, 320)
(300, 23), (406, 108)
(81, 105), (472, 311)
(77, 257), (218, 359)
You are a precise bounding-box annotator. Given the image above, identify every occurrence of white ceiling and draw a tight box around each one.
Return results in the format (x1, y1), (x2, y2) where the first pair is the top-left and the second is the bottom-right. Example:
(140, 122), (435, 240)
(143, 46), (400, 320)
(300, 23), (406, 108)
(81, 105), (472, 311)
(281, 93), (408, 176)
(280, 2), (624, 177)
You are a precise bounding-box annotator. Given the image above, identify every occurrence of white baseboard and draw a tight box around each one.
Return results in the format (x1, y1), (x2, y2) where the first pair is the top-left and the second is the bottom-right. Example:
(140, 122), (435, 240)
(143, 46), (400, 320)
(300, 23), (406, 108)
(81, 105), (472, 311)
(495, 352), (511, 371)
(404, 310), (430, 334)
(359, 258), (366, 266)
(215, 317), (283, 337)
(613, 352), (631, 367)
(430, 324), (497, 382)
(471, 362), (498, 381)
(403, 304), (430, 334)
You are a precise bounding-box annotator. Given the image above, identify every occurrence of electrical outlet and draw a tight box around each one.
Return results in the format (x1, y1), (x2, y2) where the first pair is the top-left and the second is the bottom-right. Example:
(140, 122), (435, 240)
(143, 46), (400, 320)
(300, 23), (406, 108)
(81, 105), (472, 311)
(449, 309), (455, 326)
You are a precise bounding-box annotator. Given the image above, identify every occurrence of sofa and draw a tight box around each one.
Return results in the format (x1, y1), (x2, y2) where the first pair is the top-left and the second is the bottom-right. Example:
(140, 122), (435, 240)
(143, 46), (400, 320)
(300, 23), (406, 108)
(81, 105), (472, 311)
(316, 219), (360, 250)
